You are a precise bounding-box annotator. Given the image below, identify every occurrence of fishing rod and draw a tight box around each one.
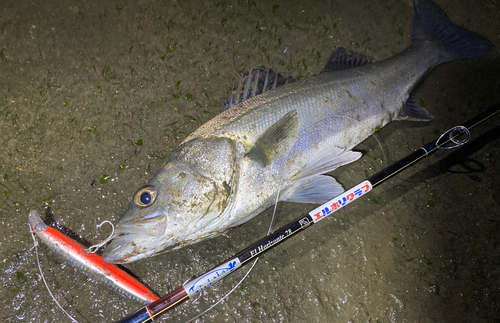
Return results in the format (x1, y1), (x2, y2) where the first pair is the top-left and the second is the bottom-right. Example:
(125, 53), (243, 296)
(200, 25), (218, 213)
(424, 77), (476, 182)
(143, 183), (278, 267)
(116, 104), (499, 323)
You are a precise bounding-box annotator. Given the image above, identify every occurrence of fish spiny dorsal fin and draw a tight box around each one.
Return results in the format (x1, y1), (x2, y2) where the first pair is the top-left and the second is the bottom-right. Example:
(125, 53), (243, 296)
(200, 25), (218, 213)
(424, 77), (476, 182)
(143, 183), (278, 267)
(246, 110), (299, 167)
(320, 47), (373, 73)
(224, 48), (372, 111)
(224, 67), (296, 111)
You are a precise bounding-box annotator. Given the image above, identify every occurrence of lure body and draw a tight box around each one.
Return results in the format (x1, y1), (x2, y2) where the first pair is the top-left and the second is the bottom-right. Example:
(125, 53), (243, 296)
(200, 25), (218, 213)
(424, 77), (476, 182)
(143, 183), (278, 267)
(28, 210), (159, 305)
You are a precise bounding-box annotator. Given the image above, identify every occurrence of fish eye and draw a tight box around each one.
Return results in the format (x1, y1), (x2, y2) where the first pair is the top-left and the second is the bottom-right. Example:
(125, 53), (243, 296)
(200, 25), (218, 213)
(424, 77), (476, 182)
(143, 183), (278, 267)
(140, 192), (151, 204)
(134, 186), (157, 207)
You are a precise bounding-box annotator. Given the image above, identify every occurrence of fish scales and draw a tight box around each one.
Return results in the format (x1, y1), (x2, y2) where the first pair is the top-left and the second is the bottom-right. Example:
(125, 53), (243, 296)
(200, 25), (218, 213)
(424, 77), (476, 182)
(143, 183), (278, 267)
(194, 44), (438, 216)
(103, 0), (493, 264)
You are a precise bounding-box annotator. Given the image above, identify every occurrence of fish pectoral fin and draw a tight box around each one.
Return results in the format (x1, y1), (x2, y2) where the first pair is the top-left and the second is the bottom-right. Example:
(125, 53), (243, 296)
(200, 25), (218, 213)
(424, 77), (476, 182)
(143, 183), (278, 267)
(397, 94), (435, 121)
(246, 109), (300, 167)
(280, 174), (344, 204)
(320, 47), (373, 73)
(293, 148), (362, 180)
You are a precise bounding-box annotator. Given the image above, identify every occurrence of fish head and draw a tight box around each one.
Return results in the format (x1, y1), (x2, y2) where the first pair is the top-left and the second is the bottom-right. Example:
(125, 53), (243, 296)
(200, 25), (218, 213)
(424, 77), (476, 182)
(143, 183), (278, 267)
(103, 137), (237, 264)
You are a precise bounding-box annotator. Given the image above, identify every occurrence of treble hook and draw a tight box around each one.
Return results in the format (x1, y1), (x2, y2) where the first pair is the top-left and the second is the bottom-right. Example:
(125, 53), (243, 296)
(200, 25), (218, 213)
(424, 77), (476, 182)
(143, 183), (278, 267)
(86, 220), (115, 254)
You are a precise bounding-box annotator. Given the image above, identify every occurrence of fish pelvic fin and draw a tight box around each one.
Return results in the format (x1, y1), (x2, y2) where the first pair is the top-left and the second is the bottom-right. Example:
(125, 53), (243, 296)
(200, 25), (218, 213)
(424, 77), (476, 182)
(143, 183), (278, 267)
(413, 0), (493, 61)
(279, 148), (363, 204)
(246, 109), (300, 167)
(293, 148), (362, 180)
(280, 148), (362, 204)
(280, 175), (344, 204)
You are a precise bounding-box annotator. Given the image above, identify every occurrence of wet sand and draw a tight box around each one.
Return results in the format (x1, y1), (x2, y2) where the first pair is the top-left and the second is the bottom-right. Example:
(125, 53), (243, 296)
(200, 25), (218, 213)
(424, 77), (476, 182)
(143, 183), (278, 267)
(1, 0), (499, 322)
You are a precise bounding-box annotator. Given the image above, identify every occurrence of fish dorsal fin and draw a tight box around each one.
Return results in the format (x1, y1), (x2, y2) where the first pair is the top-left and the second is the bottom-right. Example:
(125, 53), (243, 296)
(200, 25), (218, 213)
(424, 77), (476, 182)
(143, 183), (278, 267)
(224, 67), (296, 110)
(280, 174), (344, 204)
(224, 48), (372, 110)
(246, 110), (299, 167)
(293, 148), (362, 180)
(397, 94), (434, 121)
(320, 47), (373, 73)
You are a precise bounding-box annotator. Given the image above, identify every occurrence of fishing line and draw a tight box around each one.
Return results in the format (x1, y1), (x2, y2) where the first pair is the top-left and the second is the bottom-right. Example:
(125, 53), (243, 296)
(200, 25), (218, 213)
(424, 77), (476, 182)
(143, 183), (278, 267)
(183, 189), (282, 323)
(29, 224), (79, 323)
(230, 50), (242, 79)
(184, 258), (260, 323)
(115, 105), (499, 323)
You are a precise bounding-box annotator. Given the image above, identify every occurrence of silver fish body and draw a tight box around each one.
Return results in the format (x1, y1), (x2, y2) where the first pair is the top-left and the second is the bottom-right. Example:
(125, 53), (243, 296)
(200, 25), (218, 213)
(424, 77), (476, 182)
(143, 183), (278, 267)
(103, 0), (492, 264)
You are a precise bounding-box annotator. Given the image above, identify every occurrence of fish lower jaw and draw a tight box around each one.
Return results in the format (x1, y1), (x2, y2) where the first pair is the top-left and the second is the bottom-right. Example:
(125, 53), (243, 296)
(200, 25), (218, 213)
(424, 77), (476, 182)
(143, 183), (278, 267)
(102, 234), (163, 264)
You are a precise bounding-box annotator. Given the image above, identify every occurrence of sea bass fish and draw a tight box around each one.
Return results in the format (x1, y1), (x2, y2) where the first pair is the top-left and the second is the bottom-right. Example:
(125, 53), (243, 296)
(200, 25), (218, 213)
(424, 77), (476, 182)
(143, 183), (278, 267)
(103, 0), (492, 264)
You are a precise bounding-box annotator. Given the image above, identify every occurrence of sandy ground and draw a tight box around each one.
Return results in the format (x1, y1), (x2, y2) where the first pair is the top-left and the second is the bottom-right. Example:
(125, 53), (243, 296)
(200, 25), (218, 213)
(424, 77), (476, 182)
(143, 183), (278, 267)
(1, 0), (500, 322)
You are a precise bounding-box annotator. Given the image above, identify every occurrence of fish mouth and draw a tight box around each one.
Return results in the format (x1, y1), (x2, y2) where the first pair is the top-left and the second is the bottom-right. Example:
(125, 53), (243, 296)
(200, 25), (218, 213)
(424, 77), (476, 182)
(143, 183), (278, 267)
(115, 210), (167, 237)
(102, 233), (154, 264)
(103, 232), (182, 264)
(102, 213), (168, 264)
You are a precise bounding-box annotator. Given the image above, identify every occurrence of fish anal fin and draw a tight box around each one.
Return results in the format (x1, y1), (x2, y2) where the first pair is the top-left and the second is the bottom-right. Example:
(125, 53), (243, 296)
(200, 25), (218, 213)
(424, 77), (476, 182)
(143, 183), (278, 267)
(246, 110), (299, 167)
(397, 94), (434, 121)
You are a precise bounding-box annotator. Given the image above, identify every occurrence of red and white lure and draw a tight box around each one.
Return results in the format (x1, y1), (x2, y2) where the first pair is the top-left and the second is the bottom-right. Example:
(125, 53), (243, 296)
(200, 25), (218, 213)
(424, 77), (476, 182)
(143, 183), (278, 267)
(28, 210), (159, 308)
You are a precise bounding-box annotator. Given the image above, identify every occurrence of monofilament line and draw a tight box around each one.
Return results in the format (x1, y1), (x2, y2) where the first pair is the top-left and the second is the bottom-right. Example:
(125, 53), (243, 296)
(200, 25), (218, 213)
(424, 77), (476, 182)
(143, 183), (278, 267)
(29, 224), (79, 323)
(184, 188), (281, 323)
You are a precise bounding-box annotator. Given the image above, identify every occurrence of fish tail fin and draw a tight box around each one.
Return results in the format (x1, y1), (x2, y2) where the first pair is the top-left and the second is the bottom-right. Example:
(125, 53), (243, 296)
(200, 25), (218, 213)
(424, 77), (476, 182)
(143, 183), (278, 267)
(413, 0), (493, 62)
